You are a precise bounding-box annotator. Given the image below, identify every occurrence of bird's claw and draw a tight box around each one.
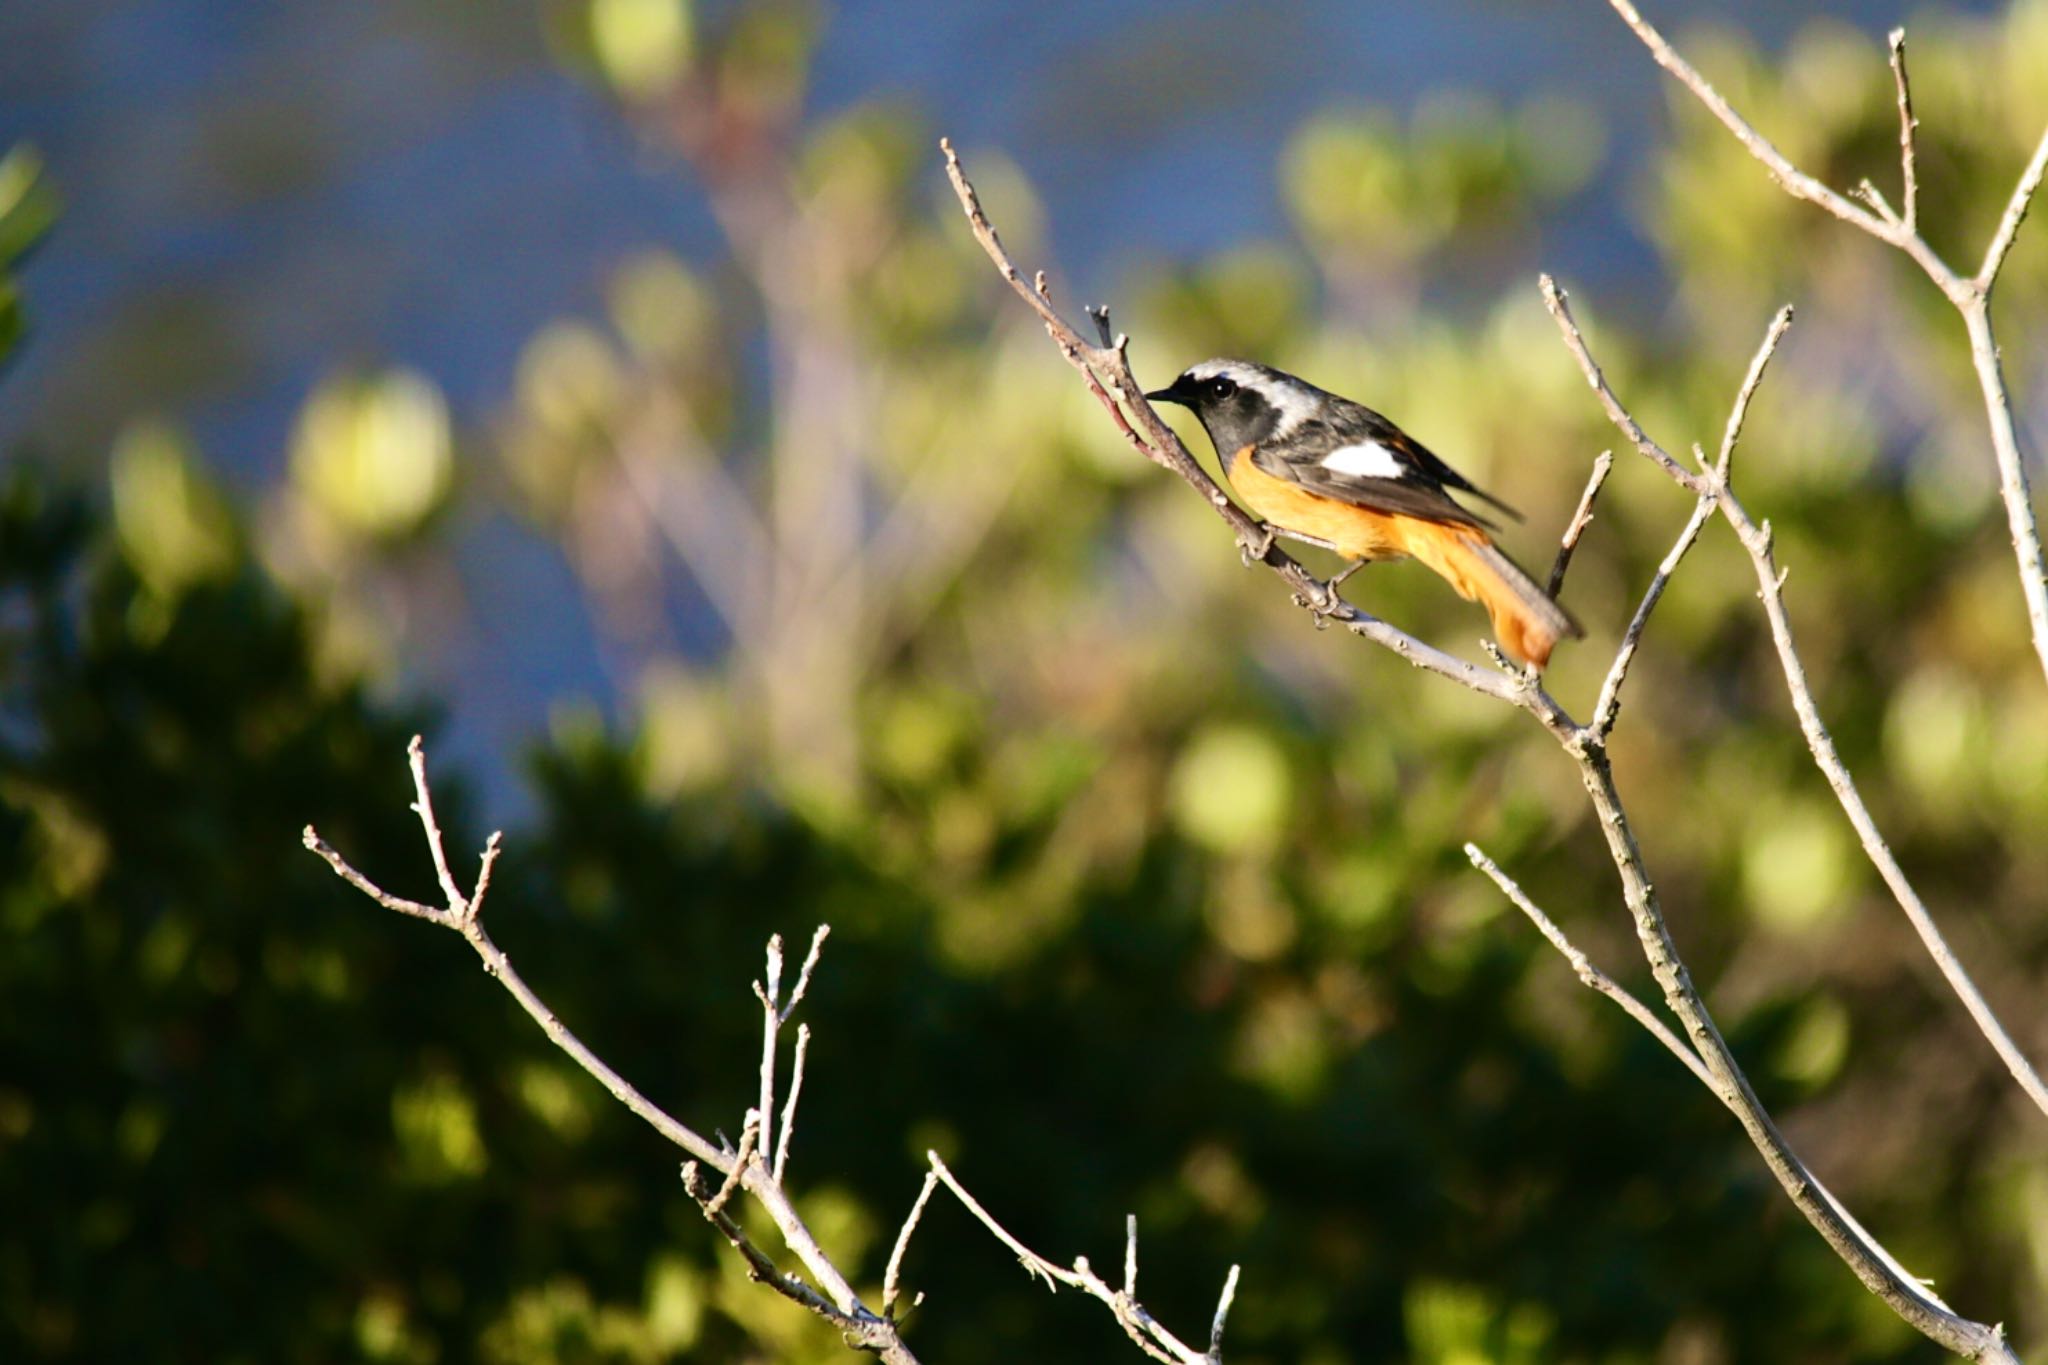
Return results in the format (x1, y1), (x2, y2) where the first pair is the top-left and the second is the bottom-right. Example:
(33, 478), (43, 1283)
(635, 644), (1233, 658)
(1298, 563), (1362, 628)
(1238, 525), (1275, 567)
(1308, 560), (1363, 625)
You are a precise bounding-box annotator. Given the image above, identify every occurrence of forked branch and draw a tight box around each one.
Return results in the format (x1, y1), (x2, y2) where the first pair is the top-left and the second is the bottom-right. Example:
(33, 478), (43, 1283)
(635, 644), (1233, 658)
(306, 739), (920, 1363)
(913, 1154), (1242, 1365)
(943, 135), (2020, 1362)
(1601, 0), (2048, 697)
(309, 739), (1246, 1362)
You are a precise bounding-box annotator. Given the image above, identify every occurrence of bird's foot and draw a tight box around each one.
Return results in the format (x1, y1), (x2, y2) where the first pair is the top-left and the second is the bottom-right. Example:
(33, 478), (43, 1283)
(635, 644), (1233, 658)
(1238, 525), (1275, 567)
(1300, 562), (1362, 628)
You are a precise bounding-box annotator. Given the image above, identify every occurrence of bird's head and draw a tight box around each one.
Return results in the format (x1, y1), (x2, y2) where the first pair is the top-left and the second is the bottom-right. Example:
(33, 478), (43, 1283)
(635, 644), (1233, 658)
(1145, 359), (1326, 454)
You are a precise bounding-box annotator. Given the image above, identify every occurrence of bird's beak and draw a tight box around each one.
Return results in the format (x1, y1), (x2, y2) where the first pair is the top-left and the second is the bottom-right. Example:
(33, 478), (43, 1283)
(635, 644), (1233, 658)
(1144, 382), (1185, 406)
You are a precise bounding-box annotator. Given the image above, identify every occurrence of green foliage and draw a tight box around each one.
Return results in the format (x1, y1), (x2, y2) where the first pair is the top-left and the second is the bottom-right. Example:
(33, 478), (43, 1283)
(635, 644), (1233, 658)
(9, 2), (2048, 1362)
(0, 143), (57, 366)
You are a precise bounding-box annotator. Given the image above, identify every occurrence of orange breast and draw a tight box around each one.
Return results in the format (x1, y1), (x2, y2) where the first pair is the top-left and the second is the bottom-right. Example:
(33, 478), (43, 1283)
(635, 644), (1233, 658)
(1225, 446), (1411, 561)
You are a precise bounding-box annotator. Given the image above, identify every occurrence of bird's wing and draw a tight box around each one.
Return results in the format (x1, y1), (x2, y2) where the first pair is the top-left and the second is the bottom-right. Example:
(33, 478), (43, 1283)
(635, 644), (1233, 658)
(1267, 402), (1522, 527)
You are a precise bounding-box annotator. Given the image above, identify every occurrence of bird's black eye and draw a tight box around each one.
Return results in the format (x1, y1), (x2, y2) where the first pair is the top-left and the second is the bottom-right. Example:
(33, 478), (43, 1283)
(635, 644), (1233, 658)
(1209, 377), (1237, 399)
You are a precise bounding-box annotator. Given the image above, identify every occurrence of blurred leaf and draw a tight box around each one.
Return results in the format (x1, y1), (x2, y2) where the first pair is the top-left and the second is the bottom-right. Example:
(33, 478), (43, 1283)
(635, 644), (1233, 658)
(589, 0), (694, 100)
(0, 143), (58, 271)
(109, 419), (237, 601)
(290, 368), (454, 542)
(1169, 723), (1292, 855)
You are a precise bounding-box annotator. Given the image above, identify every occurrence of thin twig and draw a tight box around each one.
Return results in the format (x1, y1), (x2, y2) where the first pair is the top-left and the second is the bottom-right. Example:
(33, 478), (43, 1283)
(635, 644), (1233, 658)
(1716, 306), (1794, 480)
(1539, 276), (1705, 494)
(471, 830), (504, 916)
(754, 934), (784, 1162)
(926, 1153), (1231, 1365)
(1465, 843), (1715, 1090)
(1206, 1265), (1241, 1365)
(1124, 1214), (1139, 1296)
(774, 1024), (809, 1182)
(706, 1110), (761, 1217)
(406, 735), (470, 916)
(785, 924), (831, 1022)
(302, 828), (451, 927)
(884, 1170), (940, 1320)
(1726, 483), (2048, 1122)
(1547, 450), (1614, 597)
(1600, 0), (1895, 242)
(311, 819), (728, 1171)
(1977, 121), (2048, 291)
(1589, 490), (1717, 738)
(682, 1160), (860, 1326)
(1886, 29), (1919, 233)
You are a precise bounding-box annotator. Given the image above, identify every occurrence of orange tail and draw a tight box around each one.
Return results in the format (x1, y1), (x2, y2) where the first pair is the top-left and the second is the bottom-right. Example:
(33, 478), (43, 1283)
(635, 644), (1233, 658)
(1398, 522), (1582, 668)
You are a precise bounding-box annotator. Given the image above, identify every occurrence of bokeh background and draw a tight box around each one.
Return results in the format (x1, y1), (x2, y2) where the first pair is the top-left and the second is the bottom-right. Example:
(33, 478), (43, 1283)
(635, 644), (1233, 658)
(5, 1), (2047, 1360)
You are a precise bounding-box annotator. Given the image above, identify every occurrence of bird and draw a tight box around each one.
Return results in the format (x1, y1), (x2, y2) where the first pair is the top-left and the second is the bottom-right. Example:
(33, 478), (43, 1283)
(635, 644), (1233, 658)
(1146, 358), (1581, 668)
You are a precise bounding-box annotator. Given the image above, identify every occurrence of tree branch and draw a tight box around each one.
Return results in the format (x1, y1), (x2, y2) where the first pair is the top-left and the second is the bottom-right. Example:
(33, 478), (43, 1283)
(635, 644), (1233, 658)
(1465, 843), (1714, 1089)
(940, 138), (1575, 719)
(1977, 121), (2048, 291)
(1600, 0), (2048, 697)
(1539, 276), (1706, 494)
(1538, 295), (2024, 1362)
(1547, 450), (1614, 598)
(947, 125), (2017, 1359)
(926, 1153), (1239, 1365)
(1555, 277), (2048, 1126)
(1885, 29), (1919, 234)
(305, 740), (922, 1365)
(1588, 487), (1718, 739)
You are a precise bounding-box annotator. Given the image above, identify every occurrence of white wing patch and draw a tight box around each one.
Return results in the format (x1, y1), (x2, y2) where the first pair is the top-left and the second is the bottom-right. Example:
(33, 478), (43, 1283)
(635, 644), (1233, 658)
(1319, 441), (1409, 481)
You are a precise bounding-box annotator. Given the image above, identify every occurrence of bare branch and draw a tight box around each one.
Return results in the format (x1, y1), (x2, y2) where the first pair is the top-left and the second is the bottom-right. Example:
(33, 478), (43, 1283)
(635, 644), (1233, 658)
(1563, 290), (2048, 1123)
(785, 923), (831, 1022)
(1602, 0), (2048, 694)
(926, 1154), (1231, 1364)
(1547, 450), (1614, 598)
(301, 827), (452, 928)
(1886, 29), (1919, 233)
(1978, 120), (2048, 290)
(1589, 490), (1717, 738)
(754, 935), (785, 1162)
(471, 830), (504, 916)
(1540, 276), (1705, 493)
(681, 1159), (860, 1326)
(1123, 1214), (1138, 1297)
(774, 1023), (809, 1182)
(706, 1110), (760, 1217)
(1585, 302), (1790, 736)
(1725, 483), (2048, 1122)
(1716, 306), (1794, 481)
(1465, 843), (1715, 1090)
(926, 1152), (1065, 1293)
(1600, 0), (1892, 241)
(1958, 300), (2048, 690)
(1206, 1265), (1241, 1365)
(945, 129), (2020, 1362)
(306, 742), (920, 1363)
(406, 735), (470, 916)
(884, 1170), (941, 1320)
(1539, 295), (2023, 1363)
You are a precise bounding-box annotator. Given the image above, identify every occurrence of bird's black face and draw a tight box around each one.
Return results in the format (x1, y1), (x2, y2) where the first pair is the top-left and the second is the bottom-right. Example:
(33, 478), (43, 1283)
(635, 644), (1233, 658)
(1146, 365), (1283, 456)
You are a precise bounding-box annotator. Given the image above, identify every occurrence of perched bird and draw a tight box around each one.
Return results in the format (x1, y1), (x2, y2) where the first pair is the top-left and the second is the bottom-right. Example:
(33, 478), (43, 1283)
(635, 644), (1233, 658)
(1147, 358), (1581, 668)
